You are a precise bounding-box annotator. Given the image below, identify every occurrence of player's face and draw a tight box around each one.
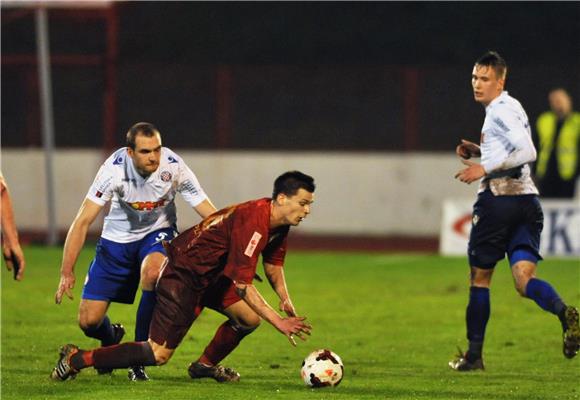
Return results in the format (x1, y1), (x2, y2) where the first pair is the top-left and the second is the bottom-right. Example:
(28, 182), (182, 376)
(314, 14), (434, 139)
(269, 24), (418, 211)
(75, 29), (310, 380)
(471, 65), (504, 106)
(128, 133), (162, 177)
(277, 188), (314, 226)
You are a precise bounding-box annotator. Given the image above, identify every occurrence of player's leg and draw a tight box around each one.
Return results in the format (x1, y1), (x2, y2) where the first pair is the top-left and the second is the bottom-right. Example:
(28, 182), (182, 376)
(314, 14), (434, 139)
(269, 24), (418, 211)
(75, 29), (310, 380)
(131, 228), (177, 380)
(198, 300), (260, 365)
(80, 243), (132, 350)
(466, 266), (493, 364)
(50, 339), (170, 381)
(189, 278), (259, 382)
(509, 245), (579, 357)
(78, 299), (124, 347)
(508, 194), (579, 358)
(450, 190), (503, 371)
(52, 259), (200, 381)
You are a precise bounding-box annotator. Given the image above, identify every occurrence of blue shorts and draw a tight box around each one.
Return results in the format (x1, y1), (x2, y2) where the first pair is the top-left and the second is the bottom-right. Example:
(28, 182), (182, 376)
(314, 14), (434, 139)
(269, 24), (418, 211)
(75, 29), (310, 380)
(82, 227), (178, 304)
(468, 190), (543, 269)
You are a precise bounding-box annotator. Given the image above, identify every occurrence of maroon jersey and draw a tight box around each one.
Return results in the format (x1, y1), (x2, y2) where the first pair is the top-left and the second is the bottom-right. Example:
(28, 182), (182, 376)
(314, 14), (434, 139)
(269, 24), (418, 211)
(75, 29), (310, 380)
(165, 198), (289, 290)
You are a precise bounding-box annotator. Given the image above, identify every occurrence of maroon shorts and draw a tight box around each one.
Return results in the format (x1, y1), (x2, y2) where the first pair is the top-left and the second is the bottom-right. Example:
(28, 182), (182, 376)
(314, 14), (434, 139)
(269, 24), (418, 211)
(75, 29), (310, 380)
(149, 261), (242, 349)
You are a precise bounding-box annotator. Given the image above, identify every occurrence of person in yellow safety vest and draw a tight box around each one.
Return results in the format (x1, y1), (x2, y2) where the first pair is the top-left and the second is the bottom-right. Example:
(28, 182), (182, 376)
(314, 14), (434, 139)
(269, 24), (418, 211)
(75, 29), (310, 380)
(534, 88), (580, 198)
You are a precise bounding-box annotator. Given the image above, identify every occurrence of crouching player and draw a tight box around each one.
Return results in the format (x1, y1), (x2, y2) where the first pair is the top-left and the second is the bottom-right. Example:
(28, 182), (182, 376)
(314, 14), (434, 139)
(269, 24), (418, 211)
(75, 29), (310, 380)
(51, 171), (315, 382)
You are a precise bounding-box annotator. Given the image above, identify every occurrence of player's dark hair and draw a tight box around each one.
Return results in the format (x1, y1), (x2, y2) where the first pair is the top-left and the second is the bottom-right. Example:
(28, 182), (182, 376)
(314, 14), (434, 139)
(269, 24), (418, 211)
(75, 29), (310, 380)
(272, 171), (315, 198)
(126, 122), (160, 150)
(475, 51), (507, 80)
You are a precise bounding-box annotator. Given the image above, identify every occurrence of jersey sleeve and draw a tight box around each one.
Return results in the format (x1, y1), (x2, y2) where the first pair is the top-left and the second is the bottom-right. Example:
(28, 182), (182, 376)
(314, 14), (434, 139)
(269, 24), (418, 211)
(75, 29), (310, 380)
(175, 156), (208, 208)
(85, 162), (116, 205)
(222, 211), (266, 285)
(262, 227), (289, 266)
(481, 106), (537, 174)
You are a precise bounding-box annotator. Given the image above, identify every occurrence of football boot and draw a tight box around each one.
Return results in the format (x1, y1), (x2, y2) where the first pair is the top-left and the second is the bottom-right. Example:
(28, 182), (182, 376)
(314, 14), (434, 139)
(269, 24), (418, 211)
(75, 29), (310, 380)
(188, 361), (240, 382)
(51, 344), (80, 381)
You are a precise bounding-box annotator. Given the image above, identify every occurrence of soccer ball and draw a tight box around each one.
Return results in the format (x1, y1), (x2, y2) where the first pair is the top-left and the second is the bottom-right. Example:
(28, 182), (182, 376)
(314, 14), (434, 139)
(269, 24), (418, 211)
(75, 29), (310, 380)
(300, 349), (344, 388)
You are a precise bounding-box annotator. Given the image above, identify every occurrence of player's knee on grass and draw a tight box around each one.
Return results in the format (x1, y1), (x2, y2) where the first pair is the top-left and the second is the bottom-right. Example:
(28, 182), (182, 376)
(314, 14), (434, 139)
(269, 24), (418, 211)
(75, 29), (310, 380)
(148, 339), (174, 366)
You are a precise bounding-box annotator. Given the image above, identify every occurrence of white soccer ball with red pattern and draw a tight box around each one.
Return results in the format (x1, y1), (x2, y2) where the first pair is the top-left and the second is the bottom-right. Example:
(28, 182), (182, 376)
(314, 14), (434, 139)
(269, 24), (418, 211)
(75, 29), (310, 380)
(300, 349), (344, 388)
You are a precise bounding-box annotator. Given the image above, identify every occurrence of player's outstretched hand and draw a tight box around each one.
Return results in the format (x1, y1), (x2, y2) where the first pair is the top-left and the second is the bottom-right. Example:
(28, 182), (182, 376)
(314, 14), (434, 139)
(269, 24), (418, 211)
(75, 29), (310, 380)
(456, 139), (481, 159)
(454, 159), (486, 184)
(55, 271), (75, 304)
(279, 298), (297, 317)
(278, 316), (312, 346)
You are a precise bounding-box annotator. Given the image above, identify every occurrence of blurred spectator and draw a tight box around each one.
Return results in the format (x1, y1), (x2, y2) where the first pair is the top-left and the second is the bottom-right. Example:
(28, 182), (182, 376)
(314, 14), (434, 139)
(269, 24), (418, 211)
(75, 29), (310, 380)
(534, 88), (580, 198)
(0, 171), (26, 280)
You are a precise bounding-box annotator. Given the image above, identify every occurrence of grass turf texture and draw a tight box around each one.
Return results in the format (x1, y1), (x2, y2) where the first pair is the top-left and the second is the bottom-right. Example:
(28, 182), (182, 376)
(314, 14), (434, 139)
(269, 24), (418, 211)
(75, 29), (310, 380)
(2, 246), (579, 400)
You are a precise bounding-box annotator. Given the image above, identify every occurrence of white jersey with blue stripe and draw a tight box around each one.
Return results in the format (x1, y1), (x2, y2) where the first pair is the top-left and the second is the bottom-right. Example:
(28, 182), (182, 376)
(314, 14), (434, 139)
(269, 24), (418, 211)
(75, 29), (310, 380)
(86, 147), (208, 243)
(479, 91), (539, 196)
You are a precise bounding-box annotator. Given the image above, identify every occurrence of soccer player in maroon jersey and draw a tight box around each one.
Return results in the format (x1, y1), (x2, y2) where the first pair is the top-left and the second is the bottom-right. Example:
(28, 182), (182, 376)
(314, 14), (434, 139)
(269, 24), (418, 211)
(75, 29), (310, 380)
(51, 171), (315, 382)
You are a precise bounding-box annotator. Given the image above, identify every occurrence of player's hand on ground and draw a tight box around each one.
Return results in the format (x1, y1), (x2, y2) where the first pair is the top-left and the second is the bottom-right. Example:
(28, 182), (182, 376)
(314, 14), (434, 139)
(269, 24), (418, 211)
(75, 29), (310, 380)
(456, 139), (481, 159)
(455, 159), (486, 184)
(279, 298), (297, 317)
(278, 316), (312, 346)
(55, 271), (75, 304)
(3, 243), (25, 281)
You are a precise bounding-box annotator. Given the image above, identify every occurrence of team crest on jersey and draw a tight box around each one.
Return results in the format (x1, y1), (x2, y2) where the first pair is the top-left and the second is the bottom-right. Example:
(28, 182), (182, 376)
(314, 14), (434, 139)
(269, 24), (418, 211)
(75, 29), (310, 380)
(244, 232), (263, 257)
(160, 170), (172, 182)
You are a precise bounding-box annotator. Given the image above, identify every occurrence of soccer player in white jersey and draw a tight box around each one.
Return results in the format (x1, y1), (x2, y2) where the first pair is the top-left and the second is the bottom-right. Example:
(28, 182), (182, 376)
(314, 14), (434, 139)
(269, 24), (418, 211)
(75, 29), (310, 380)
(54, 122), (217, 380)
(449, 51), (579, 371)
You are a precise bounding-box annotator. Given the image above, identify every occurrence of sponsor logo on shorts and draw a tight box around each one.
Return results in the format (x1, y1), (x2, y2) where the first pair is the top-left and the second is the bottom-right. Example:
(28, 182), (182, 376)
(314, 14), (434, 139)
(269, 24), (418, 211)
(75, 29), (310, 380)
(244, 232), (262, 257)
(472, 214), (479, 226)
(160, 170), (172, 182)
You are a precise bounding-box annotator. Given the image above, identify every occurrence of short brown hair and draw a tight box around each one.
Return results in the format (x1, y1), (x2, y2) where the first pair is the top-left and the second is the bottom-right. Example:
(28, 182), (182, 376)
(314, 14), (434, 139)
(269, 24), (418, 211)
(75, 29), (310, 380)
(126, 122), (160, 150)
(475, 51), (507, 80)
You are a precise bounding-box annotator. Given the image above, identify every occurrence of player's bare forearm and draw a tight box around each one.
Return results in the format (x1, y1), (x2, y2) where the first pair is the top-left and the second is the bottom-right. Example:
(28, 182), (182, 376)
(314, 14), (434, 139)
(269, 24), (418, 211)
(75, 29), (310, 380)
(56, 199), (102, 303)
(235, 282), (312, 346)
(235, 282), (283, 327)
(1, 184), (20, 249)
(1, 180), (26, 280)
(264, 262), (295, 316)
(60, 221), (89, 274)
(194, 198), (218, 219)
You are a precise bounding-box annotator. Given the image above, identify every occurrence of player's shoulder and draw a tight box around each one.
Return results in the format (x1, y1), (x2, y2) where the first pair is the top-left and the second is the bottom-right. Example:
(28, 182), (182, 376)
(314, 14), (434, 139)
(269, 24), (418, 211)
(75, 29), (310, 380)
(161, 147), (185, 168)
(233, 198), (271, 216)
(489, 92), (525, 120)
(103, 147), (128, 166)
(99, 148), (129, 175)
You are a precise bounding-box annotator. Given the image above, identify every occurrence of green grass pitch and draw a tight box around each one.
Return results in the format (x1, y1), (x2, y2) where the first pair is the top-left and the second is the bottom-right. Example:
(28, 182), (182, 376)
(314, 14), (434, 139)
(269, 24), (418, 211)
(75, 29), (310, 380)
(2, 246), (579, 399)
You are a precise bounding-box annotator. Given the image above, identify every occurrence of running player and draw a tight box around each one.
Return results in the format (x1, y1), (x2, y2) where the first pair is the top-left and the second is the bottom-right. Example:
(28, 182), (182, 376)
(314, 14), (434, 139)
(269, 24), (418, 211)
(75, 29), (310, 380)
(54, 122), (217, 380)
(51, 171), (314, 382)
(450, 51), (580, 371)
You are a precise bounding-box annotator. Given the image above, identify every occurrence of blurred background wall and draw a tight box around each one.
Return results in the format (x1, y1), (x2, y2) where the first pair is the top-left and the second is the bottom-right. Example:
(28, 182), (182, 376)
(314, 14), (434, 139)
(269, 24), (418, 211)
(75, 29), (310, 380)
(2, 1), (579, 247)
